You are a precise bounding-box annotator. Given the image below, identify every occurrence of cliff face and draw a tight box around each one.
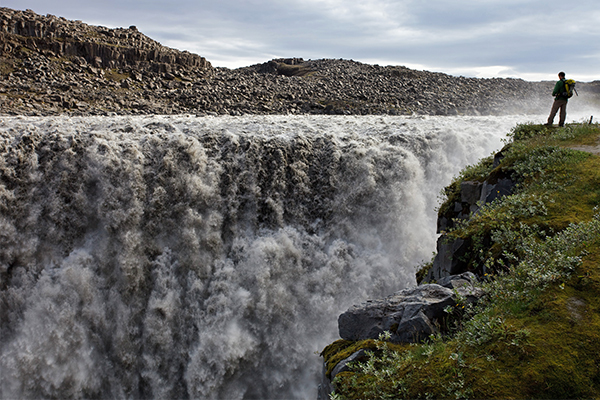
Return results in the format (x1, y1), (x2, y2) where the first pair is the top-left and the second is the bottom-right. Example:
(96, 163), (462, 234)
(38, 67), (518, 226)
(322, 123), (600, 399)
(0, 8), (210, 71)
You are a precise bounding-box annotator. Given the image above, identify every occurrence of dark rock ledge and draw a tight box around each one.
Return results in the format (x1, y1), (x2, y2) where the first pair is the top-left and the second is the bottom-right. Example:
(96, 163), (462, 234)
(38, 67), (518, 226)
(319, 151), (517, 399)
(338, 273), (484, 345)
(319, 272), (485, 399)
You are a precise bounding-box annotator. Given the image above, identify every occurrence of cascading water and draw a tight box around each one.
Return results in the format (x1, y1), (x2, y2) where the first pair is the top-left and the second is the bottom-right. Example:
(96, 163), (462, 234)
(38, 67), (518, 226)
(0, 114), (541, 399)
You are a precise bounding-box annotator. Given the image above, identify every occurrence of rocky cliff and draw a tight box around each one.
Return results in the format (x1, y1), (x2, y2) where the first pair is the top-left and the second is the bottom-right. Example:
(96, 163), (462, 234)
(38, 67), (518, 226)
(0, 8), (209, 71)
(318, 149), (513, 396)
(4, 7), (599, 117)
(321, 122), (600, 399)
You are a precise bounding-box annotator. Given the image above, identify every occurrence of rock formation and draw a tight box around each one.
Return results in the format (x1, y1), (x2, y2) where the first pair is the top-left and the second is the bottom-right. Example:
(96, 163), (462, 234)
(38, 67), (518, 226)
(0, 8), (209, 71)
(338, 272), (484, 343)
(4, 7), (599, 117)
(319, 272), (485, 399)
(320, 147), (521, 398)
(427, 150), (516, 282)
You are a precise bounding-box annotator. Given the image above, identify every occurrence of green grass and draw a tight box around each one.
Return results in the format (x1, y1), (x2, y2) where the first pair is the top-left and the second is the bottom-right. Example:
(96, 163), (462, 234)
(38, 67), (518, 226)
(325, 122), (600, 399)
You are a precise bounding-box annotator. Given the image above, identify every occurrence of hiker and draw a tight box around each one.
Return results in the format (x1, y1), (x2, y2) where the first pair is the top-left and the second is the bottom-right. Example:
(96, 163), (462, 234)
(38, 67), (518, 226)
(546, 71), (569, 127)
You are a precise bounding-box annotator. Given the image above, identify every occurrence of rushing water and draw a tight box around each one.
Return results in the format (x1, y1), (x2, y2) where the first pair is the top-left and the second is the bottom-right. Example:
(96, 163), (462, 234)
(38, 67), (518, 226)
(0, 114), (546, 399)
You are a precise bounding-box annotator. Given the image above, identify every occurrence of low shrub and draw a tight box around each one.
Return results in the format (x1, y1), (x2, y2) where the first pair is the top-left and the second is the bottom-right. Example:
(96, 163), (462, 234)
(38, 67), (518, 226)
(326, 123), (600, 399)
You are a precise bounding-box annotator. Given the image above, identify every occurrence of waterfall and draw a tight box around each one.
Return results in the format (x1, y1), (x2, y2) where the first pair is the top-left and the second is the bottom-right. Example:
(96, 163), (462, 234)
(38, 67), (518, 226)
(0, 114), (534, 399)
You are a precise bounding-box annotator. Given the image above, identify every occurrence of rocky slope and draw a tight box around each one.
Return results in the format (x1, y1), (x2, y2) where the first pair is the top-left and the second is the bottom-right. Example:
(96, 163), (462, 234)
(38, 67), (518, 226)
(4, 7), (599, 117)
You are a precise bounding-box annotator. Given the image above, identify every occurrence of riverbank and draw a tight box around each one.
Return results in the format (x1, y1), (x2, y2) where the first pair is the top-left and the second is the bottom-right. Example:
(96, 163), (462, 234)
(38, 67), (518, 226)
(322, 122), (600, 399)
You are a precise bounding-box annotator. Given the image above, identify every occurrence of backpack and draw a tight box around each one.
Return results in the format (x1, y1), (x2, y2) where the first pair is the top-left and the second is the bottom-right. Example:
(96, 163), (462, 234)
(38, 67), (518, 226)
(563, 79), (577, 98)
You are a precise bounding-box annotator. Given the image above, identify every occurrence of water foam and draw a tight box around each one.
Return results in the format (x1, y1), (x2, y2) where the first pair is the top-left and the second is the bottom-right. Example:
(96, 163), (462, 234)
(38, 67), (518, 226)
(0, 114), (543, 399)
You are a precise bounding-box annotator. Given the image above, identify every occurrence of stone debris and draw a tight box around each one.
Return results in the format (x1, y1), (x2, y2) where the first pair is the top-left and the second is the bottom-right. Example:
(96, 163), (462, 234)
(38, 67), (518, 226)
(4, 7), (594, 118)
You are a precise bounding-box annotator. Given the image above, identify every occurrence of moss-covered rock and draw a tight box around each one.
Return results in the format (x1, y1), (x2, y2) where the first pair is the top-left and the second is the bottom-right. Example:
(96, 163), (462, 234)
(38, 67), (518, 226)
(323, 122), (600, 399)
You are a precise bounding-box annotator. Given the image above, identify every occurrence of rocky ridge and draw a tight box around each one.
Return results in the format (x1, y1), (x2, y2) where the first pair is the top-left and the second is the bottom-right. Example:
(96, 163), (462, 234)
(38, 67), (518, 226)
(4, 7), (599, 117)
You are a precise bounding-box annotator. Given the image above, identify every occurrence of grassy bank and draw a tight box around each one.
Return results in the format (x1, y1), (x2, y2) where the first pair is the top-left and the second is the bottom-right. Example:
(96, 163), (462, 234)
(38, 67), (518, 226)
(323, 122), (600, 399)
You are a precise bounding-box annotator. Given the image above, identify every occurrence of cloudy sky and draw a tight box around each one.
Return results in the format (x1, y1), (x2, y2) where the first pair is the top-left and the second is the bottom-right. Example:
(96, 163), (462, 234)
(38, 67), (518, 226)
(4, 0), (600, 81)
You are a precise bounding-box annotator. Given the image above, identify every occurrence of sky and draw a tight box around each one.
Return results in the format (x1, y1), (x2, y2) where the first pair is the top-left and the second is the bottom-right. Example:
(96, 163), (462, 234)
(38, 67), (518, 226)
(3, 0), (600, 82)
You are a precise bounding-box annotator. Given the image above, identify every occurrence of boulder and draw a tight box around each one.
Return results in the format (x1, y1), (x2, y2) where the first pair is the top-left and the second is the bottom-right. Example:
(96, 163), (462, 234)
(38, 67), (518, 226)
(338, 273), (484, 343)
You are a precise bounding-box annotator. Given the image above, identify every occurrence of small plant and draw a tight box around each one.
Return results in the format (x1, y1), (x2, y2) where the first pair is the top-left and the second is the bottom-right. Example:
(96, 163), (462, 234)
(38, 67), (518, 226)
(105, 69), (130, 82)
(325, 123), (600, 399)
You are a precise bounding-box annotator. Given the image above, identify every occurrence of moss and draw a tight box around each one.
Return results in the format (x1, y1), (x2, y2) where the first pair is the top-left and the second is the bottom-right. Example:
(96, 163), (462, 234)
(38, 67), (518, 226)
(321, 338), (411, 381)
(105, 69), (130, 82)
(328, 123), (600, 399)
(321, 339), (377, 379)
(489, 258), (600, 399)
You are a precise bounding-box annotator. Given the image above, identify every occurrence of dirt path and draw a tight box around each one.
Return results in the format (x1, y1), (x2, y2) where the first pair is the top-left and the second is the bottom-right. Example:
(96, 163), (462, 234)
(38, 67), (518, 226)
(569, 139), (600, 155)
(566, 127), (600, 154)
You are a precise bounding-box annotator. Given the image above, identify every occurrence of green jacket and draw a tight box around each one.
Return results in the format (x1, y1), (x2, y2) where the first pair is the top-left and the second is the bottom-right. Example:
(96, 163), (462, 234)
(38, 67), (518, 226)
(553, 79), (569, 101)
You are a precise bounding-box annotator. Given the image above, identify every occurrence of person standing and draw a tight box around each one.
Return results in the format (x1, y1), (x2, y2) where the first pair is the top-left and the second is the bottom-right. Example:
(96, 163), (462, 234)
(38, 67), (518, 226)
(546, 71), (569, 127)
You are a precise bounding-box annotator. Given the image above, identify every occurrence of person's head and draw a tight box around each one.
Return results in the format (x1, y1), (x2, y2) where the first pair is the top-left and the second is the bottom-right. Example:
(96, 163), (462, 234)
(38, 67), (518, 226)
(559, 72), (566, 79)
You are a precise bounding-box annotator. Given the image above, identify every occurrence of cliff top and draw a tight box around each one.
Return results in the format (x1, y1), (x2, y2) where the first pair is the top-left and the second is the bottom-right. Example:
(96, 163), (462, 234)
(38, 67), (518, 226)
(0, 7), (210, 70)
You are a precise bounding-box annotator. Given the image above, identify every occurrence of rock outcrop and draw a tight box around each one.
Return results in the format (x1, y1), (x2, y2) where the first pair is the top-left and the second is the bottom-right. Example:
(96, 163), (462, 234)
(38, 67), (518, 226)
(321, 148), (520, 398)
(427, 150), (516, 282)
(4, 7), (599, 117)
(319, 273), (484, 399)
(0, 8), (210, 71)
(338, 272), (483, 343)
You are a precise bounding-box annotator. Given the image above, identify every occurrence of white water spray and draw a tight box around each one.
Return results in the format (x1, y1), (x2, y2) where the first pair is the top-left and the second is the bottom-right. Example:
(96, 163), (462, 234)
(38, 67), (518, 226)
(0, 114), (543, 399)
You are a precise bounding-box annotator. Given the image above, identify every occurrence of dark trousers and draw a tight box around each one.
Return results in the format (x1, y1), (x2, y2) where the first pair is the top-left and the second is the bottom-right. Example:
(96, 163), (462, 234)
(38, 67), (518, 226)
(547, 98), (568, 126)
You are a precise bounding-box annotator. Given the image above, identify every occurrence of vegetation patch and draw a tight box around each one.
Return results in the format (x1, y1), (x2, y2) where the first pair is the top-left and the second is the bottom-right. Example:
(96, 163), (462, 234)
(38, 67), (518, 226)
(0, 58), (16, 76)
(275, 63), (314, 77)
(326, 122), (600, 399)
(104, 69), (130, 82)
